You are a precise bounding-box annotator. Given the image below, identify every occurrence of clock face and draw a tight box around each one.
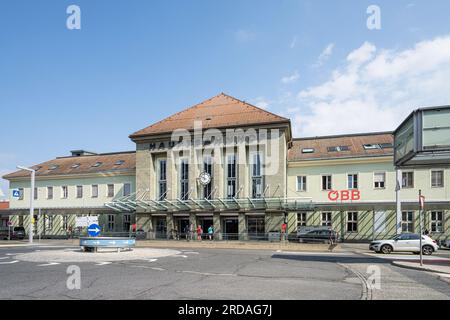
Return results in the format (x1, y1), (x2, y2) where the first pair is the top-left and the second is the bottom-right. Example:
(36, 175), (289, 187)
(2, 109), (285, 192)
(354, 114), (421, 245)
(199, 172), (211, 185)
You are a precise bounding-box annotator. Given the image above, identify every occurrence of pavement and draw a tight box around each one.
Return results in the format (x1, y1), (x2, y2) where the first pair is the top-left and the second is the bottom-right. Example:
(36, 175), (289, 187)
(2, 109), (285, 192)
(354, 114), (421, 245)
(0, 241), (449, 300)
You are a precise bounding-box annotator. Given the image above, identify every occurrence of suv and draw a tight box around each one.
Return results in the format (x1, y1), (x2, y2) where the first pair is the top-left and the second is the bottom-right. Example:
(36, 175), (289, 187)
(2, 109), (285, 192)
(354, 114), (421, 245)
(0, 226), (26, 240)
(298, 229), (339, 244)
(369, 233), (439, 255)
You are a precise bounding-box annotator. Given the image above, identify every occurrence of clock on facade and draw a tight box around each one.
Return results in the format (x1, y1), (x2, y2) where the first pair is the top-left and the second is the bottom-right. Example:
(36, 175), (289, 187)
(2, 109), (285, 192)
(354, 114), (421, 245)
(198, 172), (211, 185)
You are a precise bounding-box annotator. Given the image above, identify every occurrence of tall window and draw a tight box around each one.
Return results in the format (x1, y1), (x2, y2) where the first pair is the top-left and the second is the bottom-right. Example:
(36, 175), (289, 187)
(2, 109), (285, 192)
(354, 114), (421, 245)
(297, 176), (307, 192)
(123, 183), (131, 196)
(347, 212), (358, 232)
(203, 156), (213, 199)
(91, 185), (99, 198)
(347, 174), (358, 189)
(18, 188), (24, 200)
(107, 214), (115, 232)
(107, 184), (115, 198)
(374, 172), (386, 189)
(61, 186), (68, 199)
(62, 216), (68, 230)
(123, 214), (131, 232)
(47, 187), (53, 200)
(47, 215), (54, 230)
(226, 154), (237, 199)
(180, 159), (189, 200)
(430, 211), (443, 233)
(402, 172), (414, 188)
(322, 212), (332, 227)
(158, 160), (167, 201)
(76, 186), (83, 198)
(34, 187), (38, 200)
(322, 175), (332, 191)
(297, 212), (307, 227)
(251, 153), (263, 199)
(431, 170), (444, 188)
(402, 211), (414, 232)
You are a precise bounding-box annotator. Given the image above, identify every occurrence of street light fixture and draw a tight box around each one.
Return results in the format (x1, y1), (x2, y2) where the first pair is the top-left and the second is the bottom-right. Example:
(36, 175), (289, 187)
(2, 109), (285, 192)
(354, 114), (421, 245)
(17, 166), (35, 244)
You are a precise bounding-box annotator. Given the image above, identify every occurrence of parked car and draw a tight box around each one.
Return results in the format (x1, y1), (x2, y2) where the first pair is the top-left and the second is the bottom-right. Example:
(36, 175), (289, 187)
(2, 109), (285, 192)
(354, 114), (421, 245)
(369, 233), (439, 255)
(0, 226), (26, 240)
(298, 229), (339, 244)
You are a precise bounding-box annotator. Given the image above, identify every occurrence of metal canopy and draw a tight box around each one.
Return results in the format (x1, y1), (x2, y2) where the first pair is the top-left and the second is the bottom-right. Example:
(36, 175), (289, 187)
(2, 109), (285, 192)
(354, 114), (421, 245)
(105, 191), (314, 213)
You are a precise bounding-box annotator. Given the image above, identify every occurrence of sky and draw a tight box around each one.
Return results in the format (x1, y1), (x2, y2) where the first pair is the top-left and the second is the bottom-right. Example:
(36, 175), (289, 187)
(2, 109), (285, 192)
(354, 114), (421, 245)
(1, 0), (450, 198)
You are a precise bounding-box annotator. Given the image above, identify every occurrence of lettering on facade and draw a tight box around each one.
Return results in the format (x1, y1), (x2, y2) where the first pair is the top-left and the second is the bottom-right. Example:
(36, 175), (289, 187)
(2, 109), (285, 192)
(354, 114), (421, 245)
(328, 190), (361, 201)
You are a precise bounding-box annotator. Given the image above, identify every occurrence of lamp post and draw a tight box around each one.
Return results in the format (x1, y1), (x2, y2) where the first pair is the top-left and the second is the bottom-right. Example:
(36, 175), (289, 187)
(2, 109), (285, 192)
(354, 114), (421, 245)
(17, 166), (35, 244)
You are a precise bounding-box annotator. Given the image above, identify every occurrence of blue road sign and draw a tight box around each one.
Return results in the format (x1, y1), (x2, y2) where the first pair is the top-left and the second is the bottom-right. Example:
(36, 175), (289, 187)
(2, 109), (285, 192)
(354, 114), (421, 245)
(12, 189), (20, 198)
(87, 224), (101, 237)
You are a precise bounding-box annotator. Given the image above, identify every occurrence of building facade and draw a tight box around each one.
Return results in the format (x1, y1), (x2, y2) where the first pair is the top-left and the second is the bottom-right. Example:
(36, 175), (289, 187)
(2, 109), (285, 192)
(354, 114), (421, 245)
(2, 93), (449, 241)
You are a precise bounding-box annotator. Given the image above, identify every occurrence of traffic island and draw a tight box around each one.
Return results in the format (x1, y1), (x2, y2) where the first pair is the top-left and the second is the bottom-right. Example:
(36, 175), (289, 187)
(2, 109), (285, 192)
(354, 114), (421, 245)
(391, 260), (450, 276)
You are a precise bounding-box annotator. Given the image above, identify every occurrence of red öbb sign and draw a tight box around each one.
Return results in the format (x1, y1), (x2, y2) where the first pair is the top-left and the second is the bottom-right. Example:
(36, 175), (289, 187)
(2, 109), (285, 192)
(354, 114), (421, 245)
(328, 190), (361, 201)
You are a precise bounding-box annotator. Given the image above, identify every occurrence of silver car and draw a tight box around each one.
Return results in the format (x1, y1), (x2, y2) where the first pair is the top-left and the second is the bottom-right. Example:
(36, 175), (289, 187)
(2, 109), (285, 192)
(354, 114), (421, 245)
(369, 233), (439, 255)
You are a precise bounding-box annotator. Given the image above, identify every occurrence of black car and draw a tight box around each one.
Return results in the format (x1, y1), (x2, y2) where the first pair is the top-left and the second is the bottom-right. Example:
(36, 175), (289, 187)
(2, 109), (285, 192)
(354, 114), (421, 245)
(298, 229), (339, 244)
(0, 226), (26, 240)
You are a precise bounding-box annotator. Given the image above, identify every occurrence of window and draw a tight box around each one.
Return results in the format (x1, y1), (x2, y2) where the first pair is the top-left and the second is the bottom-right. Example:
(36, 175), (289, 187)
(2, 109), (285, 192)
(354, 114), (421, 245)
(374, 172), (386, 189)
(203, 156), (213, 200)
(379, 143), (393, 149)
(430, 211), (443, 233)
(76, 186), (83, 198)
(158, 160), (167, 201)
(71, 163), (80, 169)
(92, 162), (102, 168)
(107, 184), (114, 198)
(302, 148), (314, 154)
(328, 146), (350, 152)
(401, 211), (414, 232)
(34, 187), (38, 200)
(431, 170), (444, 188)
(347, 174), (358, 189)
(62, 216), (68, 230)
(48, 165), (59, 170)
(180, 159), (189, 201)
(47, 215), (54, 230)
(347, 212), (358, 232)
(123, 183), (131, 196)
(226, 154), (237, 199)
(297, 176), (307, 192)
(247, 217), (265, 240)
(107, 214), (115, 232)
(115, 160), (125, 166)
(363, 144), (381, 150)
(402, 171), (414, 188)
(61, 186), (68, 199)
(297, 212), (307, 227)
(322, 175), (332, 191)
(91, 185), (98, 198)
(18, 188), (24, 200)
(47, 187), (53, 200)
(251, 153), (263, 199)
(123, 214), (131, 232)
(322, 212), (332, 227)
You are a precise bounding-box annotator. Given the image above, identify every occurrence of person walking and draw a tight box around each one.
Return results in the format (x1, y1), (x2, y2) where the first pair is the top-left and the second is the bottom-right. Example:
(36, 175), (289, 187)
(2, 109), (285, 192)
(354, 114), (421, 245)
(197, 225), (203, 241)
(208, 225), (214, 241)
(184, 224), (190, 241)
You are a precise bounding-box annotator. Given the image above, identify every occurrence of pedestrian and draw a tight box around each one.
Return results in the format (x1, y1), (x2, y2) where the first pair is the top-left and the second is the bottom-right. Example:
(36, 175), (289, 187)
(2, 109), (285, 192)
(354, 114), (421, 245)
(197, 225), (203, 241)
(184, 224), (190, 241)
(281, 222), (287, 241)
(208, 225), (214, 241)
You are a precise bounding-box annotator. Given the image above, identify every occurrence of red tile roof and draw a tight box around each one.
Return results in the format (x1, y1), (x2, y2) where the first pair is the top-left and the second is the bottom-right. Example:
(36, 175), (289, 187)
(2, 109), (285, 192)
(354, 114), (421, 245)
(130, 93), (290, 139)
(288, 132), (394, 161)
(3, 151), (136, 180)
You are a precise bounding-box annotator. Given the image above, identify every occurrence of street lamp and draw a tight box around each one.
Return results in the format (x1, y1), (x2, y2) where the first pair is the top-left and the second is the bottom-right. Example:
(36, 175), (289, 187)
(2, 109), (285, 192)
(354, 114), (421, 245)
(17, 166), (35, 244)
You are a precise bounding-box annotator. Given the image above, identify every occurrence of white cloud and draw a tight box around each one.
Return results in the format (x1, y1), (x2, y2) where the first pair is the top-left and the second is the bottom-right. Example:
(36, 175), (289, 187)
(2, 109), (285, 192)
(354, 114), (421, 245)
(251, 97), (270, 110)
(235, 29), (255, 42)
(313, 43), (335, 67)
(281, 71), (300, 84)
(290, 36), (298, 49)
(292, 36), (450, 136)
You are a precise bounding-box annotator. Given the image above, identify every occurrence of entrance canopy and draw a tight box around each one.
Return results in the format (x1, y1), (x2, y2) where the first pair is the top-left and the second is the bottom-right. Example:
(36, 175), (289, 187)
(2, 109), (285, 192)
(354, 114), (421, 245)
(394, 105), (450, 167)
(105, 191), (314, 213)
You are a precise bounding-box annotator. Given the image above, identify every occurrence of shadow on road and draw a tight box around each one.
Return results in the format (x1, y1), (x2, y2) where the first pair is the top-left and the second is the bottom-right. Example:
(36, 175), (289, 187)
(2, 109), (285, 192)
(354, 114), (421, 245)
(271, 253), (389, 264)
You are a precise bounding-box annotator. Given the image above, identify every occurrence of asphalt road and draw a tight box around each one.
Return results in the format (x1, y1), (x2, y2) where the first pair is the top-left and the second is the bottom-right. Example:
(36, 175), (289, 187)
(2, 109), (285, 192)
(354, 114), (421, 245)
(0, 245), (449, 300)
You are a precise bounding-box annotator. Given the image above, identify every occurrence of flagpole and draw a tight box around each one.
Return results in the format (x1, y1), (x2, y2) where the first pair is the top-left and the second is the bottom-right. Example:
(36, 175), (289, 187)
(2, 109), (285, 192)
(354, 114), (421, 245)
(419, 190), (423, 267)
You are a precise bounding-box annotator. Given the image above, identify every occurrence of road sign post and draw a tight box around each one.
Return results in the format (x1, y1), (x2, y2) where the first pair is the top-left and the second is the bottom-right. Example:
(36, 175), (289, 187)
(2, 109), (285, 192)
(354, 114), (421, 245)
(419, 190), (425, 267)
(17, 166), (35, 244)
(87, 224), (101, 237)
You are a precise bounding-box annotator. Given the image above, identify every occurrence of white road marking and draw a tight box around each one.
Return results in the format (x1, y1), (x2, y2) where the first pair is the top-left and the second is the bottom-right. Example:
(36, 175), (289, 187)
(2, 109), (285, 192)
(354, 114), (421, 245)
(0, 260), (19, 265)
(146, 259), (158, 262)
(183, 252), (199, 255)
(180, 270), (234, 277)
(37, 262), (60, 267)
(95, 262), (112, 266)
(151, 267), (166, 271)
(172, 255), (188, 258)
(5, 253), (20, 256)
(0, 257), (10, 260)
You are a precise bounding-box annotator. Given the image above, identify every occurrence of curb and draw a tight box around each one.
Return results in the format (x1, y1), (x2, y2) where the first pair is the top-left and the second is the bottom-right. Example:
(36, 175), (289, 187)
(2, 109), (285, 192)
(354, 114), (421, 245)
(391, 261), (450, 275)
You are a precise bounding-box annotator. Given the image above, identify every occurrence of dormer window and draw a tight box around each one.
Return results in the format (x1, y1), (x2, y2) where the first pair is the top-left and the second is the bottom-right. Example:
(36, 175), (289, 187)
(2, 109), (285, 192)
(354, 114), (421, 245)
(363, 144), (381, 150)
(327, 146), (350, 152)
(115, 160), (125, 166)
(92, 162), (102, 168)
(48, 165), (59, 170)
(379, 143), (393, 149)
(301, 148), (315, 154)
(71, 163), (81, 169)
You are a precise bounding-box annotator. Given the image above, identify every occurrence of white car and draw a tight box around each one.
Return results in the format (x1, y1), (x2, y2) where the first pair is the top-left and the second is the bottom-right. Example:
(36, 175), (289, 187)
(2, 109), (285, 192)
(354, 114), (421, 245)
(369, 233), (439, 255)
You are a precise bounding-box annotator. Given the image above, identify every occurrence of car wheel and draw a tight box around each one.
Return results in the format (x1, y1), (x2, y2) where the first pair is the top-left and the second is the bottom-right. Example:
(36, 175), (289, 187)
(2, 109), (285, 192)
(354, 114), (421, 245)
(422, 245), (434, 255)
(381, 244), (393, 254)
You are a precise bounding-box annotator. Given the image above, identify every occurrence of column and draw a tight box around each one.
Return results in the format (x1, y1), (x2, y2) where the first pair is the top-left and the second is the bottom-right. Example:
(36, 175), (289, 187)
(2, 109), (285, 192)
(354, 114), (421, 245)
(136, 213), (153, 239)
(238, 213), (247, 241)
(213, 213), (222, 240)
(166, 213), (174, 239)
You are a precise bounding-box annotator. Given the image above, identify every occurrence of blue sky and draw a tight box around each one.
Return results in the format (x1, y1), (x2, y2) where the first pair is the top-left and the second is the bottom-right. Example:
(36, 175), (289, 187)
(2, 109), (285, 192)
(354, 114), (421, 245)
(1, 0), (450, 198)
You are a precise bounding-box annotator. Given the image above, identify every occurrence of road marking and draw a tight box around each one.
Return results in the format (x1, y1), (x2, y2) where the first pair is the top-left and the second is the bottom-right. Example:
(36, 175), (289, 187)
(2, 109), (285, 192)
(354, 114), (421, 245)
(5, 253), (20, 256)
(0, 260), (19, 265)
(146, 259), (158, 262)
(151, 267), (165, 271)
(183, 252), (199, 255)
(0, 257), (10, 260)
(172, 255), (188, 258)
(180, 270), (234, 277)
(95, 262), (112, 266)
(37, 262), (60, 267)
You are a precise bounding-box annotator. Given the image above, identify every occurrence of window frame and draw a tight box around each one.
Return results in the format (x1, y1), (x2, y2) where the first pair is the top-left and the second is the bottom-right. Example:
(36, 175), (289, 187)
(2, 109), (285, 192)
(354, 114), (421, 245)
(297, 212), (308, 228)
(321, 175), (332, 191)
(61, 186), (68, 199)
(47, 186), (53, 200)
(347, 173), (358, 190)
(226, 153), (238, 199)
(430, 170), (444, 188)
(91, 185), (99, 198)
(107, 184), (115, 198)
(76, 185), (83, 199)
(373, 172), (386, 189)
(296, 176), (307, 192)
(123, 183), (132, 197)
(347, 211), (358, 233)
(321, 212), (332, 227)
(430, 211), (444, 233)
(401, 211), (414, 233)
(402, 171), (414, 189)
(179, 158), (189, 201)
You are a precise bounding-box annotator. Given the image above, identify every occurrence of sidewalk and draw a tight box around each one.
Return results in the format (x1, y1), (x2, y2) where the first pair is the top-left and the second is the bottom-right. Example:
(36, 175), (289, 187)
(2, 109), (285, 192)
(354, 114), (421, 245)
(392, 260), (450, 281)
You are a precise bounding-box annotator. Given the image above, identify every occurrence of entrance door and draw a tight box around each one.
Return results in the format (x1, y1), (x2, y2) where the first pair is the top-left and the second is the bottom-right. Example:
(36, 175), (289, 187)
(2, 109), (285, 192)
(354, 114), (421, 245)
(176, 218), (190, 236)
(247, 216), (266, 240)
(155, 218), (167, 239)
(223, 218), (238, 240)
